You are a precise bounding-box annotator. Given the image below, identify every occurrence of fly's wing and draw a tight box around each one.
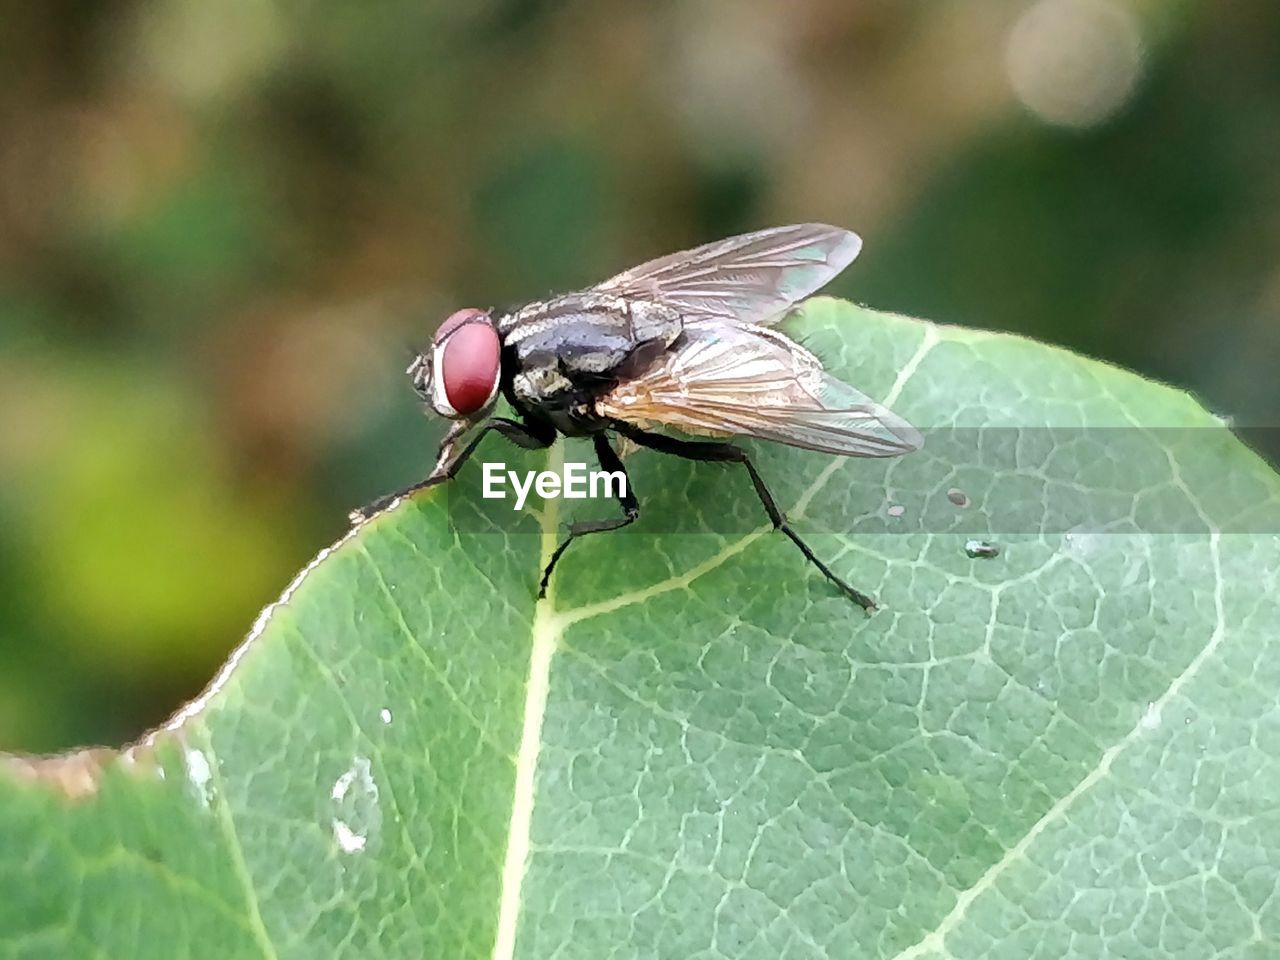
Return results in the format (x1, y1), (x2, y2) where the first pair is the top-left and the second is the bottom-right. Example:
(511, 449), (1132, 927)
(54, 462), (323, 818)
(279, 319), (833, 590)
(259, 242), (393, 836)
(592, 224), (861, 327)
(596, 322), (922, 457)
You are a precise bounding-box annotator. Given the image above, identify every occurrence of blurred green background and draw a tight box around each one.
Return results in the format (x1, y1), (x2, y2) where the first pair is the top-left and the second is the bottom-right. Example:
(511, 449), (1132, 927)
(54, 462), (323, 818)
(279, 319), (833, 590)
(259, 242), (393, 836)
(2, 0), (1277, 753)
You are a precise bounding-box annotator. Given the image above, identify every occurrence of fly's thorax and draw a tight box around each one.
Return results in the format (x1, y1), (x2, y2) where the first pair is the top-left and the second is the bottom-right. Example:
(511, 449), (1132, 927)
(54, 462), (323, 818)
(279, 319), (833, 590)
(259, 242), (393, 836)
(499, 291), (626, 333)
(502, 297), (682, 399)
(505, 353), (608, 438)
(498, 292), (681, 348)
(626, 298), (683, 343)
(511, 354), (574, 407)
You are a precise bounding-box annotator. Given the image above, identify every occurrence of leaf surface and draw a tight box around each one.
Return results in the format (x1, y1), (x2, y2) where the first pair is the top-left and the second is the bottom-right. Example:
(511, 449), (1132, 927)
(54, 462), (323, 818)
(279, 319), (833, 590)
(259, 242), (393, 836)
(3, 299), (1279, 960)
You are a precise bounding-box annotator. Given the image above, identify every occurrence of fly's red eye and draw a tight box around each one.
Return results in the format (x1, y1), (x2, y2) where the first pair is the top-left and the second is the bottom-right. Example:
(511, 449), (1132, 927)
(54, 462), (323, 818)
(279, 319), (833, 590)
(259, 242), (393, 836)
(439, 321), (501, 415)
(435, 308), (490, 343)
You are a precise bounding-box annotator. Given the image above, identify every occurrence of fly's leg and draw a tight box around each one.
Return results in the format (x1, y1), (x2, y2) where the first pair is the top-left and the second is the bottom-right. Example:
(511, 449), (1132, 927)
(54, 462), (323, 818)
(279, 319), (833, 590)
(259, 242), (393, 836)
(616, 426), (877, 613)
(351, 416), (555, 523)
(538, 433), (638, 599)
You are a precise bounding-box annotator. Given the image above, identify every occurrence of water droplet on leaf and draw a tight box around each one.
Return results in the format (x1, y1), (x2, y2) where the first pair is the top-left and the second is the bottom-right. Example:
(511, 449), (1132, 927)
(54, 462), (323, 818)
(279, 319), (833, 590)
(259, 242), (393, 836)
(1140, 701), (1161, 730)
(964, 539), (1000, 559)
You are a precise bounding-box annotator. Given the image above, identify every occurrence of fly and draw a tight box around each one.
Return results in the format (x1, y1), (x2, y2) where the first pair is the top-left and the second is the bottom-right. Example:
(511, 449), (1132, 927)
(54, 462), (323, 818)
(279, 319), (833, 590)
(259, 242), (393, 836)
(352, 224), (922, 612)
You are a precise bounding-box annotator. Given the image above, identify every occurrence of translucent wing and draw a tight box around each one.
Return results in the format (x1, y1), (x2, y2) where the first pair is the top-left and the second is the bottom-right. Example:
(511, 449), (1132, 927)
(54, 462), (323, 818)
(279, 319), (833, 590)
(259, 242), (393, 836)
(597, 322), (921, 457)
(592, 223), (862, 327)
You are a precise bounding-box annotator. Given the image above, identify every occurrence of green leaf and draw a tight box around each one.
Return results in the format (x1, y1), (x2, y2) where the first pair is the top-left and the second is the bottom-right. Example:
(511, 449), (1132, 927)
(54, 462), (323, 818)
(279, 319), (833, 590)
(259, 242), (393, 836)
(4, 298), (1279, 960)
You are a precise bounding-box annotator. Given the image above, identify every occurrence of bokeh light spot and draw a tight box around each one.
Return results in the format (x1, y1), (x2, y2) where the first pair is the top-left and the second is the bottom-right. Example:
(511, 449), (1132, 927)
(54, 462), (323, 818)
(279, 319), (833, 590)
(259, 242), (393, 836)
(1005, 0), (1145, 129)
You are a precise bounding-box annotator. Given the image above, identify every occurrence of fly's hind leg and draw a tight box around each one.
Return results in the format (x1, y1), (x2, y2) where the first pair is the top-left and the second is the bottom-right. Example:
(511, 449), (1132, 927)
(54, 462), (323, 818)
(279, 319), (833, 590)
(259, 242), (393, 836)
(538, 433), (638, 598)
(615, 425), (877, 613)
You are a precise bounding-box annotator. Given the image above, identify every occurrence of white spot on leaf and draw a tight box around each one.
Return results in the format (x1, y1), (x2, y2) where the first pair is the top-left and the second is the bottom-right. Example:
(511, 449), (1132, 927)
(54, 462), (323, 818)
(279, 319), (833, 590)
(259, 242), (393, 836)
(1141, 701), (1162, 731)
(329, 756), (381, 855)
(1063, 526), (1107, 558)
(185, 748), (213, 809)
(332, 819), (367, 853)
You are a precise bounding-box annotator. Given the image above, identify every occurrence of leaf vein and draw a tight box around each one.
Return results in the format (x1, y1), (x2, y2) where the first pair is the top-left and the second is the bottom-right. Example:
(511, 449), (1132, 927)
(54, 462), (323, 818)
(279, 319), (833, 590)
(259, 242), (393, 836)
(890, 529), (1227, 960)
(195, 727), (280, 960)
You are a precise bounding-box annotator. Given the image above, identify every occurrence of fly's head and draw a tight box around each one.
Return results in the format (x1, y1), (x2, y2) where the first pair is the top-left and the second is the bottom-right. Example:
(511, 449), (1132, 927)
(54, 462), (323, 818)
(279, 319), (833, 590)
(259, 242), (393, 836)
(410, 307), (502, 420)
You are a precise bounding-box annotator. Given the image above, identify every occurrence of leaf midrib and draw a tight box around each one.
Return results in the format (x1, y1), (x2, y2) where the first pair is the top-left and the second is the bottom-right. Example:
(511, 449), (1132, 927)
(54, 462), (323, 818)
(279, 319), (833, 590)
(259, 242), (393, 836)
(486, 327), (942, 957)
(478, 319), (1239, 959)
(492, 442), (564, 960)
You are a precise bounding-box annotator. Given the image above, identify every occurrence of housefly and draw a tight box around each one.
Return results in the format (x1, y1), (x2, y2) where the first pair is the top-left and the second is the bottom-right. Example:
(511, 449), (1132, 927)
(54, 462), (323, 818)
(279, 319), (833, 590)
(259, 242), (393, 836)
(353, 224), (922, 611)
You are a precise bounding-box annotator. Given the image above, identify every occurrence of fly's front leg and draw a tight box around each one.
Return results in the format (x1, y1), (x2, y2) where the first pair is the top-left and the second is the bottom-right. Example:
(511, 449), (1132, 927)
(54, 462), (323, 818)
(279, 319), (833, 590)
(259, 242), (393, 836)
(351, 416), (555, 523)
(616, 425), (877, 613)
(538, 433), (638, 598)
